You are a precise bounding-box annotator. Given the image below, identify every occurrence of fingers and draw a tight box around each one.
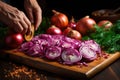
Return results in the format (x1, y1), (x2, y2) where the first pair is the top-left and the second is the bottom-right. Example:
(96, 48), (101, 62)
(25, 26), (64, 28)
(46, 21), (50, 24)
(11, 11), (31, 34)
(34, 8), (42, 30)
(0, 2), (31, 35)
(25, 8), (34, 24)
(23, 13), (31, 34)
(17, 12), (31, 34)
(24, 0), (42, 30)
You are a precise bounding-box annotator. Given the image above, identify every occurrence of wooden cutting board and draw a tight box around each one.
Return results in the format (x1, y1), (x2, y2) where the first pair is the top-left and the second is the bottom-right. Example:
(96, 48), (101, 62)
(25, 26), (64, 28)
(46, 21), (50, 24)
(1, 49), (120, 80)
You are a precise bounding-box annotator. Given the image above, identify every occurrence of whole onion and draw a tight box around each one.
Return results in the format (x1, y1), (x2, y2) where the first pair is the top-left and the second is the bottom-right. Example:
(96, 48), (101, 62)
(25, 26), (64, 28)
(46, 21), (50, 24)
(67, 16), (76, 29)
(61, 48), (82, 65)
(46, 25), (62, 35)
(50, 10), (69, 29)
(76, 16), (96, 35)
(5, 33), (24, 49)
(97, 20), (113, 29)
(67, 29), (82, 40)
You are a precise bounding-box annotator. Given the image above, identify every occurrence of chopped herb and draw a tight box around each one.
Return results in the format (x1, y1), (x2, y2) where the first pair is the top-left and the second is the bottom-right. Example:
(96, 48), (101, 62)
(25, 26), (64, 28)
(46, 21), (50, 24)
(82, 20), (120, 53)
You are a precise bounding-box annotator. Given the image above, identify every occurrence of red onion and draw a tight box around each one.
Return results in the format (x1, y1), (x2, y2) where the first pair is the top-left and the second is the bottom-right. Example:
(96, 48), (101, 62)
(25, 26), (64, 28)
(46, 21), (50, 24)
(79, 40), (101, 61)
(61, 48), (82, 65)
(46, 25), (62, 35)
(5, 33), (24, 49)
(44, 46), (61, 60)
(20, 34), (101, 65)
(25, 44), (44, 57)
(19, 41), (34, 51)
(97, 20), (113, 29)
(79, 45), (97, 61)
(67, 16), (76, 29)
(51, 10), (69, 29)
(83, 40), (101, 54)
(76, 16), (96, 35)
(59, 41), (74, 49)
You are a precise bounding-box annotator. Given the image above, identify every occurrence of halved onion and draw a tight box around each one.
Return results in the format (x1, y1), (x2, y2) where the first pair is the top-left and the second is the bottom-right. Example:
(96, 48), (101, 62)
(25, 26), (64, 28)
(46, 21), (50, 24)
(61, 48), (82, 65)
(79, 45), (97, 61)
(45, 46), (61, 60)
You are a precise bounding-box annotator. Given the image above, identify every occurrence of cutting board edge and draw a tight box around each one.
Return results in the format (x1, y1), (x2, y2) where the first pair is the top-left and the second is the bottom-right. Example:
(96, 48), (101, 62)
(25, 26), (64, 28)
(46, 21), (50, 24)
(1, 50), (120, 79)
(2, 50), (88, 79)
(86, 52), (120, 78)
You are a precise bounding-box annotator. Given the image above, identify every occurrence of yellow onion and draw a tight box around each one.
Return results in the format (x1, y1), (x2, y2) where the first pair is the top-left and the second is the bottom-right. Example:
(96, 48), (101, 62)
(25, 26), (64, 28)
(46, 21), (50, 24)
(51, 10), (69, 30)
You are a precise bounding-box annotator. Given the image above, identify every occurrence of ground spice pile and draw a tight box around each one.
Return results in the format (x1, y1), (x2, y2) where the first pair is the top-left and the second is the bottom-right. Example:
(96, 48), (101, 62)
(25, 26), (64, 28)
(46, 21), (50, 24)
(0, 60), (47, 80)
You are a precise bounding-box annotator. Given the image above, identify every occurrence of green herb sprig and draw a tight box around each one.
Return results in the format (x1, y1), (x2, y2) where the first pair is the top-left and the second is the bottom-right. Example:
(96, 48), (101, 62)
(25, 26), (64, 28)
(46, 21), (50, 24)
(82, 20), (120, 53)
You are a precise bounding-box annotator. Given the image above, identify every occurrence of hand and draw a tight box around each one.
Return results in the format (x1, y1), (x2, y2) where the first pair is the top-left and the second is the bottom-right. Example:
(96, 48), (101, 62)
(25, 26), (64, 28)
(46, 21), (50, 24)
(0, 1), (31, 34)
(24, 0), (42, 30)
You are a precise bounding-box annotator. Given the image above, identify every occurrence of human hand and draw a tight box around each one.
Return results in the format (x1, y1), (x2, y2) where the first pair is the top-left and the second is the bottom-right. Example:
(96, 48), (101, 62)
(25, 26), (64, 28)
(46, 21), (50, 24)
(0, 1), (31, 34)
(24, 0), (42, 30)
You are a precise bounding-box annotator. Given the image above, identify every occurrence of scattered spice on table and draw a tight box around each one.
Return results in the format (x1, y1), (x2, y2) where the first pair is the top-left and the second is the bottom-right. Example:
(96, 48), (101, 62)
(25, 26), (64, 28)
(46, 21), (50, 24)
(0, 59), (47, 80)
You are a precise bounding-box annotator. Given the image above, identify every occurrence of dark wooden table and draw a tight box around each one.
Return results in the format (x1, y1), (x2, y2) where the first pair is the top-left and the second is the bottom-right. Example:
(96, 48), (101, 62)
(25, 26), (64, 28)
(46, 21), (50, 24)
(0, 53), (120, 80)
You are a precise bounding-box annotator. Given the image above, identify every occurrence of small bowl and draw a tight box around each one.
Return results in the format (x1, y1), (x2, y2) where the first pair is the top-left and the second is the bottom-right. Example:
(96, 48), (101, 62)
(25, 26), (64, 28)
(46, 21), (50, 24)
(91, 9), (120, 23)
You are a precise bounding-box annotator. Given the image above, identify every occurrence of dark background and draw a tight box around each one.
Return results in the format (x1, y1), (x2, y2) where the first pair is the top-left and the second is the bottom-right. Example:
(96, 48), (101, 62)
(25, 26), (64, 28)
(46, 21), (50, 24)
(45, 0), (120, 19)
(10, 0), (120, 19)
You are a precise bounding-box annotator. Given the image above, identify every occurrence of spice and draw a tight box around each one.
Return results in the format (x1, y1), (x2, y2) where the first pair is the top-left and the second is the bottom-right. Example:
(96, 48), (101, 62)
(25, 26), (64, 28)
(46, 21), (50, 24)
(0, 60), (47, 80)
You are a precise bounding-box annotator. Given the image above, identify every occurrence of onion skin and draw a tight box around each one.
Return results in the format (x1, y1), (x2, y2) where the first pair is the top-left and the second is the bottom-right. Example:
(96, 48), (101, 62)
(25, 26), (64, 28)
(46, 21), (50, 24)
(63, 27), (72, 35)
(46, 25), (62, 35)
(67, 29), (82, 40)
(67, 16), (76, 29)
(76, 16), (96, 35)
(97, 20), (113, 29)
(63, 27), (82, 40)
(5, 33), (24, 49)
(50, 10), (69, 29)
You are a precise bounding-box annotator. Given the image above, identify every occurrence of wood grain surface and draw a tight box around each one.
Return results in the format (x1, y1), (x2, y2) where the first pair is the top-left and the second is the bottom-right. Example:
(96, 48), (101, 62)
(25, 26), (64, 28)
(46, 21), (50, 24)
(1, 49), (120, 79)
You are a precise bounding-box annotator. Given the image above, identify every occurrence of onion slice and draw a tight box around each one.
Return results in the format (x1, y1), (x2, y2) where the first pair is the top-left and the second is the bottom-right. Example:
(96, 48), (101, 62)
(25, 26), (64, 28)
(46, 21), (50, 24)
(79, 45), (97, 61)
(61, 48), (82, 65)
(24, 25), (34, 41)
(45, 46), (61, 60)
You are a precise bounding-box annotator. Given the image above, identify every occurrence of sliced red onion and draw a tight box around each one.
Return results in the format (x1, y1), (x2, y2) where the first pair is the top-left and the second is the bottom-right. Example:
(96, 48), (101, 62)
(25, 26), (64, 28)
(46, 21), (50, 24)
(83, 40), (101, 54)
(79, 45), (97, 61)
(45, 46), (61, 60)
(38, 34), (52, 40)
(52, 34), (64, 39)
(59, 41), (74, 49)
(20, 34), (101, 65)
(25, 44), (44, 57)
(61, 48), (82, 65)
(62, 36), (82, 49)
(19, 41), (34, 51)
(51, 35), (64, 46)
